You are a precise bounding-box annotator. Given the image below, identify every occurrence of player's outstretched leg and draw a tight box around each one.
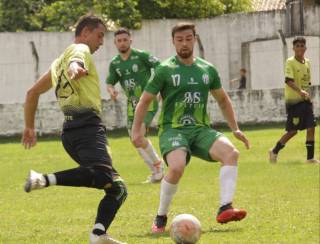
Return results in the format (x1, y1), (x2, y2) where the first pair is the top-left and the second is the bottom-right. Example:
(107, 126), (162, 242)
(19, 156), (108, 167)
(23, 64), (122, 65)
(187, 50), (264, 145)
(24, 166), (128, 243)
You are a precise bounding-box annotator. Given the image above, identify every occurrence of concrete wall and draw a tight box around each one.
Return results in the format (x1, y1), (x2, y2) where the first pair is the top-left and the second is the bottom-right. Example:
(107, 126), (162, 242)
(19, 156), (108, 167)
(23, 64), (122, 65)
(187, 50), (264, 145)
(248, 36), (320, 90)
(0, 6), (319, 136)
(1, 86), (319, 136)
(1, 6), (319, 105)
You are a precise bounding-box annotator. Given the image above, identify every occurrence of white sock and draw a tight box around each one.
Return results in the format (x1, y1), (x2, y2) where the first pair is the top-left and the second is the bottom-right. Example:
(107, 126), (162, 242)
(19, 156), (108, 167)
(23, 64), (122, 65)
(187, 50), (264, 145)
(144, 139), (161, 165)
(92, 223), (105, 234)
(157, 179), (178, 216)
(219, 165), (238, 207)
(137, 147), (154, 172)
(47, 174), (57, 186)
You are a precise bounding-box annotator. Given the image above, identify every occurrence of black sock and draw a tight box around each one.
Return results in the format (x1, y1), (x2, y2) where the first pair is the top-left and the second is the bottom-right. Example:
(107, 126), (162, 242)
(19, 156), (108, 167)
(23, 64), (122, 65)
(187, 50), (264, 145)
(43, 175), (50, 187)
(272, 141), (285, 154)
(95, 193), (121, 231)
(218, 202), (232, 215)
(306, 141), (315, 160)
(92, 228), (105, 236)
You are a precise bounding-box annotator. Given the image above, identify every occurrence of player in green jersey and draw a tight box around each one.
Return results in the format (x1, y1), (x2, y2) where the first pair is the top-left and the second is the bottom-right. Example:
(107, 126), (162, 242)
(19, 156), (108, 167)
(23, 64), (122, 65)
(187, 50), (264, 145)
(106, 28), (164, 183)
(22, 15), (127, 244)
(132, 23), (250, 233)
(269, 37), (319, 164)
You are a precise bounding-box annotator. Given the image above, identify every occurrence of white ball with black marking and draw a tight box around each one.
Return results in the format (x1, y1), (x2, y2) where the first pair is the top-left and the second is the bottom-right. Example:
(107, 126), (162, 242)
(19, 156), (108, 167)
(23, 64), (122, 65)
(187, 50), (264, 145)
(170, 214), (201, 244)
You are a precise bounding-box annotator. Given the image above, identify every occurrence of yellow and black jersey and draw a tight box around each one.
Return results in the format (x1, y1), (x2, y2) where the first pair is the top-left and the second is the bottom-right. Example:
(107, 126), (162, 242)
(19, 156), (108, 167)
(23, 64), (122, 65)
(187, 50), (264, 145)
(51, 44), (102, 129)
(284, 56), (311, 106)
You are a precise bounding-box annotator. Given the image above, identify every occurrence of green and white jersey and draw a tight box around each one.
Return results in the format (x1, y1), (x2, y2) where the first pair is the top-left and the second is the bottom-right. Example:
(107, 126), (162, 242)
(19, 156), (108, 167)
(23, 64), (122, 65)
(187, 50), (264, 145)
(51, 43), (102, 129)
(106, 48), (160, 117)
(145, 56), (222, 130)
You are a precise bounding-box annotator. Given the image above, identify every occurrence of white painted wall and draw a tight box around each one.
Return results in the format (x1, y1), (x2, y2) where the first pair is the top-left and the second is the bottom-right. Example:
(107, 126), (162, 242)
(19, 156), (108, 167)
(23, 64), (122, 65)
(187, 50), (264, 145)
(0, 6), (319, 135)
(1, 86), (319, 136)
(250, 36), (320, 90)
(1, 7), (319, 104)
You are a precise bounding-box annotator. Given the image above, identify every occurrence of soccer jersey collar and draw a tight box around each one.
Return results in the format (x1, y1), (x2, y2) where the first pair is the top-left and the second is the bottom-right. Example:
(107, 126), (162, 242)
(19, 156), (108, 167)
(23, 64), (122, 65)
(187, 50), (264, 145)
(119, 48), (133, 62)
(175, 55), (196, 67)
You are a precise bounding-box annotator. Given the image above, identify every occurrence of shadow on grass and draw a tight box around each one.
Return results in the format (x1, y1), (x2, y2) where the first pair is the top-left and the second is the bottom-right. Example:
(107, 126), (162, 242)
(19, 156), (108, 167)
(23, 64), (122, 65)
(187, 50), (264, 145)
(130, 231), (169, 239)
(129, 227), (243, 239)
(203, 226), (243, 234)
(277, 160), (309, 166)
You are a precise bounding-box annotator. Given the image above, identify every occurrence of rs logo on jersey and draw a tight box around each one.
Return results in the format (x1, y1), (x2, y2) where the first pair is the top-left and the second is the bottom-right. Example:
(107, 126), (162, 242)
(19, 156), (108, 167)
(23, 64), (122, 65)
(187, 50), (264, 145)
(183, 92), (201, 103)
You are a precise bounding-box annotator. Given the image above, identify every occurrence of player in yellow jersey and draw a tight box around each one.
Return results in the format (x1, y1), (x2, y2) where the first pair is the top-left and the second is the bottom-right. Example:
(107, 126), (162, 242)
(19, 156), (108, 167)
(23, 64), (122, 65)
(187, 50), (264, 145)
(22, 15), (127, 244)
(269, 37), (319, 164)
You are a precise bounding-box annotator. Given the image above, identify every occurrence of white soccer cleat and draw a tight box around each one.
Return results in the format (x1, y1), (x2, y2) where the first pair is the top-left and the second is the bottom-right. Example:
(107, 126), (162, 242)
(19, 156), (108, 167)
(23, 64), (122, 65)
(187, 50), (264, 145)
(89, 233), (127, 244)
(268, 149), (278, 164)
(144, 172), (164, 184)
(24, 170), (46, 193)
(305, 158), (320, 164)
(144, 161), (164, 183)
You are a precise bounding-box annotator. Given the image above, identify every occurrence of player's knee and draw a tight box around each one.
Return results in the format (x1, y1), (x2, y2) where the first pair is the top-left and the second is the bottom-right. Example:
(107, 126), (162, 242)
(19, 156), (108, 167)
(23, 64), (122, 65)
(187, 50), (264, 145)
(106, 179), (128, 206)
(168, 165), (184, 179)
(92, 168), (113, 189)
(222, 148), (239, 165)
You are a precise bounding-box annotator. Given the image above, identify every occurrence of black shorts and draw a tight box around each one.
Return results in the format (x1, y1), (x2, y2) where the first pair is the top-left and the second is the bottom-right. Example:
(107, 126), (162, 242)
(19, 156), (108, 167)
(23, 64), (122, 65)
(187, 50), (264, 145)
(61, 124), (119, 179)
(286, 101), (316, 131)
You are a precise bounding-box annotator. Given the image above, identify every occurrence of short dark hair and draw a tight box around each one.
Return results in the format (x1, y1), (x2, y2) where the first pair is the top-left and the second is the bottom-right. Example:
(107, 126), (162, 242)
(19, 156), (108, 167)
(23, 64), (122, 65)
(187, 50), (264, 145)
(240, 68), (246, 73)
(171, 22), (196, 38)
(75, 14), (106, 37)
(293, 36), (306, 46)
(114, 27), (131, 37)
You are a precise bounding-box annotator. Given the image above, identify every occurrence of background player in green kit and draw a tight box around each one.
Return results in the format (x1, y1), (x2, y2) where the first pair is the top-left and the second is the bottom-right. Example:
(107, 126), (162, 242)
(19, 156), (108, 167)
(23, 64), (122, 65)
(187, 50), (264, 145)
(106, 28), (164, 183)
(22, 15), (127, 244)
(132, 23), (250, 233)
(269, 37), (319, 164)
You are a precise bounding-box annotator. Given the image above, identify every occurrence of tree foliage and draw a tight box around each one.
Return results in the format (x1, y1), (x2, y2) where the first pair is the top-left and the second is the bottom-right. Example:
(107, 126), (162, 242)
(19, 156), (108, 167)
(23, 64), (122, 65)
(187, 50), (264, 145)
(0, 0), (252, 31)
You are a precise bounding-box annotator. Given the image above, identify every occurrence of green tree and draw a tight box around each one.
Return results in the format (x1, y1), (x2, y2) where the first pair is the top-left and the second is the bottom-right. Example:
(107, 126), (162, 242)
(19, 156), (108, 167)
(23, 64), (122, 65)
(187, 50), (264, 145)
(138, 0), (225, 19)
(34, 0), (95, 31)
(220, 0), (252, 14)
(137, 0), (251, 19)
(0, 0), (252, 32)
(106, 0), (141, 29)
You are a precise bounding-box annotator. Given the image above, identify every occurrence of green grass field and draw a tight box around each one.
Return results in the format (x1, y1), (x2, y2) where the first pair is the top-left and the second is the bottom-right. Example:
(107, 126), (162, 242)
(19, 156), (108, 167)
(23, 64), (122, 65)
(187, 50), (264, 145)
(0, 127), (319, 244)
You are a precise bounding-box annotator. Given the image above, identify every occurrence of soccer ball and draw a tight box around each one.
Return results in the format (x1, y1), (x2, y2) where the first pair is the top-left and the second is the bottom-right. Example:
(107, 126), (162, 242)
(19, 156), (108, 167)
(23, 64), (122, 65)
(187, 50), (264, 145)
(169, 214), (201, 244)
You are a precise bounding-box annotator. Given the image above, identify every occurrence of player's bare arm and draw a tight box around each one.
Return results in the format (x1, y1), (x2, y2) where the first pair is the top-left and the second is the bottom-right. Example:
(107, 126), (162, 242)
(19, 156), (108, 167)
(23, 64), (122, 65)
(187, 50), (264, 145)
(22, 70), (53, 149)
(286, 79), (310, 99)
(67, 61), (88, 80)
(210, 88), (250, 149)
(131, 91), (156, 148)
(106, 84), (119, 100)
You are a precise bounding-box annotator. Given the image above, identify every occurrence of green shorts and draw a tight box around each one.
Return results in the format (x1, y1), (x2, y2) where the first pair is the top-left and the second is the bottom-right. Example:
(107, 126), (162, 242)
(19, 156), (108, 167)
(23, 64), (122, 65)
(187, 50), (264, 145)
(127, 110), (157, 129)
(159, 126), (222, 164)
